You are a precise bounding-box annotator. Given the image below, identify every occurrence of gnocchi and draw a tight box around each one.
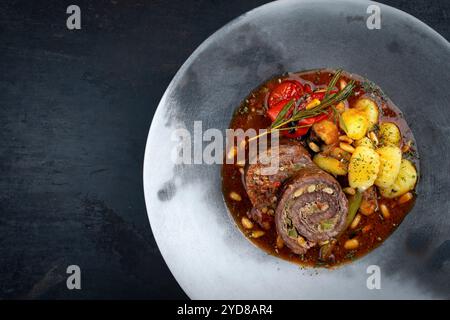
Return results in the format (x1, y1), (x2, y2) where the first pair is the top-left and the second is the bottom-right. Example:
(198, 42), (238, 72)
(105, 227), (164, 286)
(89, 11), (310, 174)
(354, 97), (379, 129)
(379, 159), (418, 198)
(379, 122), (401, 146)
(375, 145), (402, 188)
(340, 108), (369, 140)
(354, 137), (374, 149)
(348, 146), (380, 191)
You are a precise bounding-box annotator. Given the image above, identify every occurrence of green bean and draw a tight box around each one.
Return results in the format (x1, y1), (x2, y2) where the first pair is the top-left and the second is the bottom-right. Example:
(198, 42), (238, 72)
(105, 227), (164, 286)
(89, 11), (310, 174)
(346, 190), (363, 228)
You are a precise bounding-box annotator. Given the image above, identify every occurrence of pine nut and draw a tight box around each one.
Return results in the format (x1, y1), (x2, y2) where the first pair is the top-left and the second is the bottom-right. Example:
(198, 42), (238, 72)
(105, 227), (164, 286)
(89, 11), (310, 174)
(339, 79), (347, 90)
(251, 230), (265, 238)
(343, 187), (356, 195)
(308, 141), (320, 153)
(229, 191), (242, 201)
(297, 236), (307, 247)
(369, 131), (379, 146)
(276, 235), (284, 249)
(402, 140), (413, 153)
(339, 142), (355, 153)
(401, 144), (411, 153)
(294, 188), (305, 198)
(307, 185), (316, 193)
(350, 214), (362, 229)
(344, 238), (359, 250)
(339, 135), (353, 144)
(323, 187), (334, 194)
(241, 217), (253, 229)
(380, 204), (390, 219)
(398, 192), (413, 204)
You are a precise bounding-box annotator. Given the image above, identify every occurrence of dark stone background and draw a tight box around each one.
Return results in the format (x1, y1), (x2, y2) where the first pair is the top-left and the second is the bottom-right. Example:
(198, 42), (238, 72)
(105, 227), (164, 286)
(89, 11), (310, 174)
(0, 0), (448, 299)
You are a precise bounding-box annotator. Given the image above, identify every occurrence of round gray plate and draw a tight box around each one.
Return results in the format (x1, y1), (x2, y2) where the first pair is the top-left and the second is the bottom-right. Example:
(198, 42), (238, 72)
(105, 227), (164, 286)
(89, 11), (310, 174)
(143, 0), (450, 299)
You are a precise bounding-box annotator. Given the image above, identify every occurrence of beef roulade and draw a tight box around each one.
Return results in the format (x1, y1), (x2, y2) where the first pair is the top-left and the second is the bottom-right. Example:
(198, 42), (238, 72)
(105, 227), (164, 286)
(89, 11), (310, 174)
(275, 166), (348, 254)
(244, 139), (313, 229)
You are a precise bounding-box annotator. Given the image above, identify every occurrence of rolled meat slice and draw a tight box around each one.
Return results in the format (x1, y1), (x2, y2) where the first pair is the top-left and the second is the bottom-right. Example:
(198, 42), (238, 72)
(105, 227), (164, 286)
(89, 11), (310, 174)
(245, 139), (313, 229)
(275, 166), (349, 254)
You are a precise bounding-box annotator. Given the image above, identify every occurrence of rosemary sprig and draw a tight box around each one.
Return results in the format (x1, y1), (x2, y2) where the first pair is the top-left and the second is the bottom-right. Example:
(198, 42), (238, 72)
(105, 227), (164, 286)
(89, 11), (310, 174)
(271, 99), (295, 128)
(324, 69), (343, 99)
(249, 70), (355, 141)
(272, 79), (355, 129)
(276, 124), (312, 131)
(331, 104), (348, 133)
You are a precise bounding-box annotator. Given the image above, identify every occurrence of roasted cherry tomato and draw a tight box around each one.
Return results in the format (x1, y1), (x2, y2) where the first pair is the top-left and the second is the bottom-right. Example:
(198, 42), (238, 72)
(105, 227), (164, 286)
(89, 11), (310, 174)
(267, 81), (335, 138)
(268, 80), (303, 108)
(267, 99), (292, 121)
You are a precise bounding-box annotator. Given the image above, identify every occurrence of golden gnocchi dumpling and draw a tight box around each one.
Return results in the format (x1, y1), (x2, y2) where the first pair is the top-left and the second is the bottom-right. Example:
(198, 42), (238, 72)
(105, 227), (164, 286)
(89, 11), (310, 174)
(354, 137), (374, 149)
(340, 109), (369, 140)
(348, 146), (380, 191)
(354, 97), (379, 129)
(375, 145), (402, 188)
(379, 159), (418, 198)
(379, 122), (401, 146)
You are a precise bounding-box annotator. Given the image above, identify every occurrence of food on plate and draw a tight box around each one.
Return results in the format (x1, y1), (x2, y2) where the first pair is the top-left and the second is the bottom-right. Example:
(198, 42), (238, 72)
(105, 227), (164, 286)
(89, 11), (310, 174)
(379, 122), (401, 146)
(374, 145), (402, 188)
(312, 120), (339, 145)
(275, 166), (348, 254)
(348, 146), (380, 191)
(313, 153), (348, 176)
(354, 97), (379, 129)
(340, 109), (369, 140)
(354, 137), (374, 149)
(379, 159), (418, 198)
(222, 68), (419, 267)
(244, 139), (313, 229)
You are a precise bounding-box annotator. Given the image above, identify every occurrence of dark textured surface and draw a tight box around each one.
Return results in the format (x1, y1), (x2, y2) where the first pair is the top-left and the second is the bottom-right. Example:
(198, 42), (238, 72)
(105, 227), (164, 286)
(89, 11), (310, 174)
(0, 0), (448, 299)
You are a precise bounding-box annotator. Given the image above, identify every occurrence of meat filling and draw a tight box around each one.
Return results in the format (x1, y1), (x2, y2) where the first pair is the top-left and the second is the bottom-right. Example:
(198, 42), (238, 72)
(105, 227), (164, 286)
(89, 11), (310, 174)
(275, 167), (348, 254)
(244, 139), (313, 229)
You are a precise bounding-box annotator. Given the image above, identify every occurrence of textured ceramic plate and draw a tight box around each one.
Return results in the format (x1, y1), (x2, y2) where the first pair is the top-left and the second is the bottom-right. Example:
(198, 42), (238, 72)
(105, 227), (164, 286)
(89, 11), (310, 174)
(143, 0), (450, 299)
